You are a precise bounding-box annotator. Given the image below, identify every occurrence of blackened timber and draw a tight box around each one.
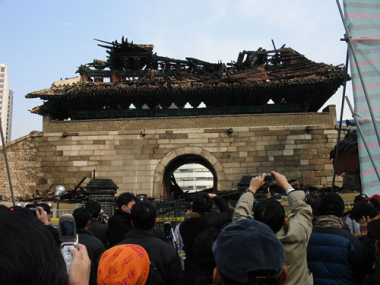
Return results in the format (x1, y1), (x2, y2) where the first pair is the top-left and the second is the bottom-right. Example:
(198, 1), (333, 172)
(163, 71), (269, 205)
(26, 37), (348, 120)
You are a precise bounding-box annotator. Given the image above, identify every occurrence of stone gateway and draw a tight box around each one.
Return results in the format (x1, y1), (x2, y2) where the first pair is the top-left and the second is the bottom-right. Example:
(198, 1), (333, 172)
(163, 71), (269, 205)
(0, 106), (342, 199)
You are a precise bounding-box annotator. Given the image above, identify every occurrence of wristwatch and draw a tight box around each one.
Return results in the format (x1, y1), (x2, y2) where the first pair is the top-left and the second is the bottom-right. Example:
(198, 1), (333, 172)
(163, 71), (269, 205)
(246, 189), (255, 195)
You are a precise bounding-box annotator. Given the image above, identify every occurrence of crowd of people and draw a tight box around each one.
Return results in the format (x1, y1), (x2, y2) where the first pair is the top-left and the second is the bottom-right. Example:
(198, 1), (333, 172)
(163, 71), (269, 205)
(1, 171), (380, 285)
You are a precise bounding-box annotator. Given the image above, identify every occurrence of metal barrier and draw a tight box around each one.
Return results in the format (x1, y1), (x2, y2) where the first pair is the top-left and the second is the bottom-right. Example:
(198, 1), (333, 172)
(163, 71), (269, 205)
(50, 201), (355, 224)
(52, 204), (83, 218)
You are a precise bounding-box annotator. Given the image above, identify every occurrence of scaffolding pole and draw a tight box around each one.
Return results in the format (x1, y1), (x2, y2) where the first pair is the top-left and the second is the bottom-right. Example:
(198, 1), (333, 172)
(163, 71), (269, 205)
(346, 97), (380, 182)
(332, 49), (350, 191)
(0, 118), (15, 206)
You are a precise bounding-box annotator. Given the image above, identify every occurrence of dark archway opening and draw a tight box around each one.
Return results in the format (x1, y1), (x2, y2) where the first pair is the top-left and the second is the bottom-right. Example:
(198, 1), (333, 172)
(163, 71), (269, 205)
(163, 154), (217, 199)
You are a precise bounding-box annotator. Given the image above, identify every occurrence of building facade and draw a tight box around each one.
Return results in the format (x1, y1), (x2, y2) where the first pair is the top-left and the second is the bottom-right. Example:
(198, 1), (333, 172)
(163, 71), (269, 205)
(174, 163), (214, 192)
(0, 106), (344, 199)
(0, 64), (13, 145)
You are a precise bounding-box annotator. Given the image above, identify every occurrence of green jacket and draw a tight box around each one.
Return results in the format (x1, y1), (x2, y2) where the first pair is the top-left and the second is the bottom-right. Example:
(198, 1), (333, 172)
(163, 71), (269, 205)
(233, 191), (313, 285)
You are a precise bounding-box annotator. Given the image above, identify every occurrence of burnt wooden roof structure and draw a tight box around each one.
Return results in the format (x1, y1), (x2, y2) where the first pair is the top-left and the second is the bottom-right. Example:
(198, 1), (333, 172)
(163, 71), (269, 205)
(26, 37), (348, 120)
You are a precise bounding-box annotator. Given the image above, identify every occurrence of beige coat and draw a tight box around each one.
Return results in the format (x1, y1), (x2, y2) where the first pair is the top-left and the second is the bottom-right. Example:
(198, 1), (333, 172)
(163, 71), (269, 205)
(233, 191), (314, 285)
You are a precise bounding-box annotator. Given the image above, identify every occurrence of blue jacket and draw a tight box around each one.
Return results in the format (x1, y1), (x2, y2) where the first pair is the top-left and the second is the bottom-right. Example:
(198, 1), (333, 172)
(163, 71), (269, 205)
(307, 224), (365, 285)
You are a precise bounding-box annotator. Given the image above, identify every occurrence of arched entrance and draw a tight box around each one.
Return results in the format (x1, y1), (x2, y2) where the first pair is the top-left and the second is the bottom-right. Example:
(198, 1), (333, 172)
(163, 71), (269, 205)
(163, 154), (217, 198)
(152, 147), (225, 198)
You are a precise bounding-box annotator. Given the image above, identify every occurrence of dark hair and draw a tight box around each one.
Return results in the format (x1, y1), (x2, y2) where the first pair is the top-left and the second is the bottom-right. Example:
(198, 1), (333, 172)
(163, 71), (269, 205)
(73, 207), (92, 229)
(131, 201), (157, 230)
(85, 199), (101, 218)
(192, 192), (213, 215)
(254, 198), (285, 234)
(25, 203), (36, 209)
(306, 193), (321, 217)
(0, 211), (68, 285)
(38, 203), (52, 215)
(354, 194), (367, 205)
(221, 270), (280, 285)
(9, 205), (33, 216)
(116, 192), (136, 210)
(0, 204), (9, 212)
(350, 201), (379, 222)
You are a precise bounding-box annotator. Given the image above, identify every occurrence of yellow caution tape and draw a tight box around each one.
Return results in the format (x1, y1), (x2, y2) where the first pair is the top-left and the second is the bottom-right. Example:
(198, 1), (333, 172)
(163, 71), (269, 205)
(156, 217), (185, 222)
(52, 217), (184, 223)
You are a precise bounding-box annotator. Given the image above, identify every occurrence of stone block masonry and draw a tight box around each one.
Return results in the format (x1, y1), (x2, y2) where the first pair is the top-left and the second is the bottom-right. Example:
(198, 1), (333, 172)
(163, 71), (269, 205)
(0, 132), (41, 198)
(0, 106), (344, 198)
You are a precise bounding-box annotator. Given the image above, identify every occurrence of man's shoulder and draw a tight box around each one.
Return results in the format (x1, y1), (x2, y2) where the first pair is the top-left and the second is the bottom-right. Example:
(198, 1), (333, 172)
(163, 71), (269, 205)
(180, 217), (209, 237)
(108, 214), (130, 229)
(78, 231), (103, 245)
(311, 227), (362, 248)
(122, 234), (176, 251)
(89, 220), (108, 230)
(313, 226), (353, 236)
(145, 236), (179, 259)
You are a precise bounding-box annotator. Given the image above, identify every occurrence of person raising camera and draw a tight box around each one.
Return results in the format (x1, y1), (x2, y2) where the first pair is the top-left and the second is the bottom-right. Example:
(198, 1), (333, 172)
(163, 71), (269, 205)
(233, 171), (313, 285)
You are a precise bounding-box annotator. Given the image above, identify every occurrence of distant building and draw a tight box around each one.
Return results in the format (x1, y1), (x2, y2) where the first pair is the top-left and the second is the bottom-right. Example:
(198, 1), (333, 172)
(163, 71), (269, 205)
(0, 63), (13, 146)
(174, 163), (214, 192)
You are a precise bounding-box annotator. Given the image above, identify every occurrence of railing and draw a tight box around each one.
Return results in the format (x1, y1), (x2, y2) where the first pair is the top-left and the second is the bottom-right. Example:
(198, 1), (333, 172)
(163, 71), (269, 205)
(52, 204), (83, 219)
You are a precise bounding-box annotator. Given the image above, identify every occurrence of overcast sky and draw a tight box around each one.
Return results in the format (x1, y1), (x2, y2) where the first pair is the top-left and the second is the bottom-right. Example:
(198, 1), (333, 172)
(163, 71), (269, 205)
(0, 0), (353, 141)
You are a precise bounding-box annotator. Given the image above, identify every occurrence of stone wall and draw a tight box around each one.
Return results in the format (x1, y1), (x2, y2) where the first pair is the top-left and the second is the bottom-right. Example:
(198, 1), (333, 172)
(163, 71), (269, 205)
(0, 105), (344, 199)
(0, 132), (41, 199)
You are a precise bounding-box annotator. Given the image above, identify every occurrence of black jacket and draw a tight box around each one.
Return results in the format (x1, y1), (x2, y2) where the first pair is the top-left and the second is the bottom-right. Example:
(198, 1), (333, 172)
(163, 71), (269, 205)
(119, 229), (184, 285)
(77, 228), (106, 285)
(179, 196), (233, 285)
(88, 218), (109, 248)
(202, 195), (233, 230)
(107, 210), (132, 247)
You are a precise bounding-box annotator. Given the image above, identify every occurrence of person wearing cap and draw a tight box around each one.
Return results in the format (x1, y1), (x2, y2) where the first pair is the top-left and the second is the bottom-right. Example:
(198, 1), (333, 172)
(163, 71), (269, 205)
(212, 218), (288, 285)
(349, 201), (379, 233)
(307, 192), (369, 284)
(73, 207), (106, 285)
(344, 194), (368, 235)
(233, 171), (313, 285)
(97, 244), (150, 285)
(366, 194), (380, 213)
(107, 192), (136, 247)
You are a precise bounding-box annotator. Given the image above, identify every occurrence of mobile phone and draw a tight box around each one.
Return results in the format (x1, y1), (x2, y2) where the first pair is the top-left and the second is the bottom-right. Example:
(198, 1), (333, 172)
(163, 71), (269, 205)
(59, 214), (78, 272)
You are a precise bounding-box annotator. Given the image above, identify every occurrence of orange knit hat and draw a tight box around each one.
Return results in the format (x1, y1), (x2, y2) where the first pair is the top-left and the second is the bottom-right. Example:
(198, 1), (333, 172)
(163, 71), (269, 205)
(97, 244), (150, 285)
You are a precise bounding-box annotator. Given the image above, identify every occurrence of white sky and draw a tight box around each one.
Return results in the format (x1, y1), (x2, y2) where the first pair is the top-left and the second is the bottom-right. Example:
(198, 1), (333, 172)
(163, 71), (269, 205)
(0, 0), (353, 140)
